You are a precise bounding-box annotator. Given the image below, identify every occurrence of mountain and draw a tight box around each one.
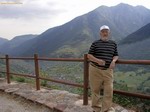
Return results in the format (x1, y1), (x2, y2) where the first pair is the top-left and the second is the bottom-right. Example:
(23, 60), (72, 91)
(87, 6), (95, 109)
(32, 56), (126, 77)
(1, 3), (150, 57)
(118, 23), (150, 59)
(0, 37), (8, 46)
(0, 34), (38, 55)
(119, 23), (150, 44)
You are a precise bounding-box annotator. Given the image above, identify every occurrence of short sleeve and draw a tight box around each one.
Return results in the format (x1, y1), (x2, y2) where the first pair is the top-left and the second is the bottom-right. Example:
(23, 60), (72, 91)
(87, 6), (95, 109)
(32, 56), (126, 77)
(88, 42), (95, 55)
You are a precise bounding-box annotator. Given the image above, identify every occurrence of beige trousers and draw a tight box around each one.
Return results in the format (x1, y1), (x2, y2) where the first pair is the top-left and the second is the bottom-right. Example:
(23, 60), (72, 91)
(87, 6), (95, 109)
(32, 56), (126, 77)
(89, 64), (113, 112)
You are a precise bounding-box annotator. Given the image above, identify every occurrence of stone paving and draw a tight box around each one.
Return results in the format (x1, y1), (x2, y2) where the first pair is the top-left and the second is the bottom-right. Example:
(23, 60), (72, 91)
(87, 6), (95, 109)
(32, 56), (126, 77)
(0, 78), (135, 112)
(0, 92), (52, 112)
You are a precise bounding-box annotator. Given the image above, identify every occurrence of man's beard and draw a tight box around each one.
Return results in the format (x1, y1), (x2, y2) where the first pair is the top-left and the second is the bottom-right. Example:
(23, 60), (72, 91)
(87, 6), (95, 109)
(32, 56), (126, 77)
(101, 36), (109, 41)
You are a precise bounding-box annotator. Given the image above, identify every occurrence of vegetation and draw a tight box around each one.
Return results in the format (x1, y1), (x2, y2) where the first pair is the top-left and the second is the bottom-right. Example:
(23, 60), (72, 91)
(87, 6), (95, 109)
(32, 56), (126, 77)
(0, 59), (149, 111)
(113, 94), (150, 112)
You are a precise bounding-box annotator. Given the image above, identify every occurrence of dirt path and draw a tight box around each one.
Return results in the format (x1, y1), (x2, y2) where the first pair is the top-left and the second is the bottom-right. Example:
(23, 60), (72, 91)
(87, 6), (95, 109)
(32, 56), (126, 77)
(0, 92), (52, 112)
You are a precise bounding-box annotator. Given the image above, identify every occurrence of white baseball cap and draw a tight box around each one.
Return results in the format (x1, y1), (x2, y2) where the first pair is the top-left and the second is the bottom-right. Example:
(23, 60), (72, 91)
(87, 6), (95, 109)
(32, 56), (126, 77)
(100, 25), (110, 31)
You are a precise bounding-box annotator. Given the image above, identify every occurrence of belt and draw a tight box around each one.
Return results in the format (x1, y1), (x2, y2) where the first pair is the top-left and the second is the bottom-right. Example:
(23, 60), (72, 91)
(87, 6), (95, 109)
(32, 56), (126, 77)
(90, 63), (107, 70)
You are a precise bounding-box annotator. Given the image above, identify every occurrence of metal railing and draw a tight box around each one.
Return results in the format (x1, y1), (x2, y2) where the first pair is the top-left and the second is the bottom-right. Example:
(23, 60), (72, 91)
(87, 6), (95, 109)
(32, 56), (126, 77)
(0, 54), (150, 105)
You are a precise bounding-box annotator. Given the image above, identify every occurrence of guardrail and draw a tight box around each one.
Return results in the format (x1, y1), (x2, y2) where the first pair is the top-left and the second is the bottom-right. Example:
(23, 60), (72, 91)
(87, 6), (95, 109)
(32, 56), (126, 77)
(0, 54), (150, 105)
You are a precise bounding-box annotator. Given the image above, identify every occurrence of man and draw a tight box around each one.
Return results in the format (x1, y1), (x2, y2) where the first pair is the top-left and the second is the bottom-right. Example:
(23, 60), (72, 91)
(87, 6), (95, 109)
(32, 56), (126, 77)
(88, 25), (119, 112)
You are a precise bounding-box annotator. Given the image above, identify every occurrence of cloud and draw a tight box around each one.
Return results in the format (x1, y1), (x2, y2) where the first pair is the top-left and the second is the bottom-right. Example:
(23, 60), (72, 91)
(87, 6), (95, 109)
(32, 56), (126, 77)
(0, 0), (67, 19)
(1, 0), (150, 40)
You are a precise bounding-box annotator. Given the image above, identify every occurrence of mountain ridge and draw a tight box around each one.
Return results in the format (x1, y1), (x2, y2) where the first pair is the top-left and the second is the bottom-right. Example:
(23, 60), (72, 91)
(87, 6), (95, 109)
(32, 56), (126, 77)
(0, 34), (38, 55)
(119, 23), (150, 45)
(0, 37), (8, 46)
(0, 3), (150, 57)
(118, 23), (150, 59)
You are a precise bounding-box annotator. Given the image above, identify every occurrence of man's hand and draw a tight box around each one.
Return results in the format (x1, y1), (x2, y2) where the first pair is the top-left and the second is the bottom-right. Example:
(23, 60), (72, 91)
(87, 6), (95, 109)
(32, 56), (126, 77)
(88, 54), (106, 66)
(97, 59), (105, 66)
(109, 61), (116, 69)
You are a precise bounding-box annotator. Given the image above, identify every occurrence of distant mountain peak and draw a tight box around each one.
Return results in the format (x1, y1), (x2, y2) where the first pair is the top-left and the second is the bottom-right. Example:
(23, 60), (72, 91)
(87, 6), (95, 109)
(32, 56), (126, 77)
(12, 34), (38, 40)
(116, 3), (131, 6)
(0, 3), (150, 57)
(120, 23), (150, 44)
(118, 23), (150, 60)
(0, 37), (8, 40)
(97, 3), (132, 9)
(0, 34), (38, 55)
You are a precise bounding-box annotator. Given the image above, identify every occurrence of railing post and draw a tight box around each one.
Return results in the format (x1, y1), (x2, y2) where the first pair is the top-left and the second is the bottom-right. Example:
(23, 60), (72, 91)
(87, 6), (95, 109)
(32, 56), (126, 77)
(5, 55), (10, 84)
(34, 54), (40, 90)
(83, 54), (89, 105)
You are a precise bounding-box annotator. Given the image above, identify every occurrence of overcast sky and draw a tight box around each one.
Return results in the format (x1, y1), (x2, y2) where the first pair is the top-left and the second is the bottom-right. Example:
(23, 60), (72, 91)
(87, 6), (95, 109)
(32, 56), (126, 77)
(0, 0), (150, 40)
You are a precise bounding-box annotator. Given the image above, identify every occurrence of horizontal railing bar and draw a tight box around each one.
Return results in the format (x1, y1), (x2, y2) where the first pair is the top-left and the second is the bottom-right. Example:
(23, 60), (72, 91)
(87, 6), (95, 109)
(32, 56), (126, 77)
(0, 71), (6, 73)
(0, 58), (5, 59)
(10, 72), (36, 78)
(117, 59), (150, 65)
(1, 57), (150, 65)
(114, 90), (150, 99)
(39, 77), (84, 88)
(1, 71), (149, 99)
(8, 57), (34, 60)
(38, 57), (84, 62)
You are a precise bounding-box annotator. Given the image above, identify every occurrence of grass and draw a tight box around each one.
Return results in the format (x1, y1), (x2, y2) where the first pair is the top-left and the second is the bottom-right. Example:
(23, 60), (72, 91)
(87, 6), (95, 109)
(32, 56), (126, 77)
(114, 71), (150, 93)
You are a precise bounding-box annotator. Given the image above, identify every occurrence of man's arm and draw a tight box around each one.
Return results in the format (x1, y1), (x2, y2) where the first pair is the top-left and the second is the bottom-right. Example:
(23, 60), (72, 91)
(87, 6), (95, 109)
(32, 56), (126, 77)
(109, 42), (119, 69)
(112, 56), (119, 62)
(109, 56), (119, 69)
(87, 54), (105, 66)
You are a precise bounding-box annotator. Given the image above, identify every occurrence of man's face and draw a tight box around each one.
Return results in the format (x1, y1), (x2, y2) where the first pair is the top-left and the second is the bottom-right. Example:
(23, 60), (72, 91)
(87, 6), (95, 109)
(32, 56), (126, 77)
(100, 29), (110, 39)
